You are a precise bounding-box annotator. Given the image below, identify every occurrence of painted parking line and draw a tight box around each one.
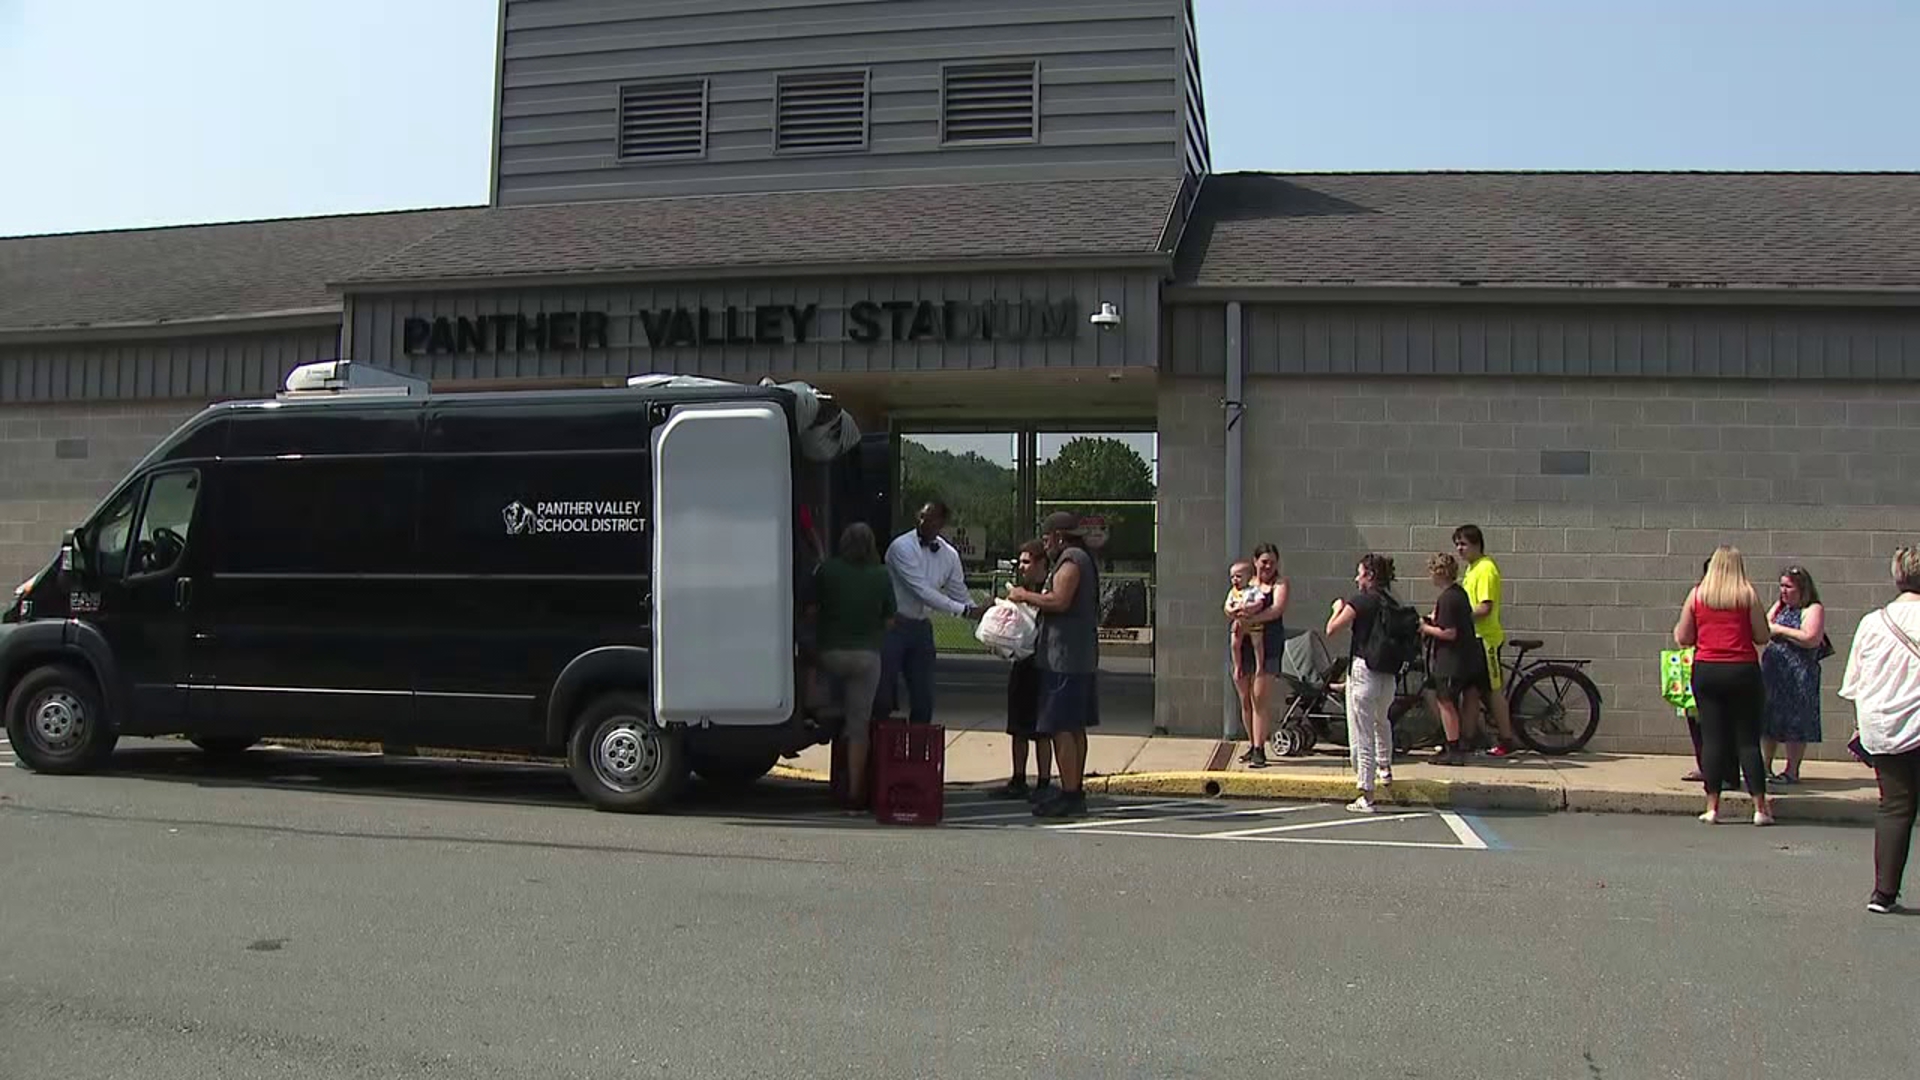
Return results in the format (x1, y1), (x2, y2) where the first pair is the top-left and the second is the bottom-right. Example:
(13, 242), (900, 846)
(932, 791), (1495, 852)
(1029, 803), (1317, 832)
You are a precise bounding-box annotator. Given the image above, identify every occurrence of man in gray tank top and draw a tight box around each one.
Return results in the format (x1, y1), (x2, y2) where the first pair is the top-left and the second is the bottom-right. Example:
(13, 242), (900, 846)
(1006, 511), (1101, 818)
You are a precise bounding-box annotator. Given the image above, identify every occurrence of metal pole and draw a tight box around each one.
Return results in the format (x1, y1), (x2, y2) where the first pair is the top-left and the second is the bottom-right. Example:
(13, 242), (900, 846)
(1222, 301), (1245, 740)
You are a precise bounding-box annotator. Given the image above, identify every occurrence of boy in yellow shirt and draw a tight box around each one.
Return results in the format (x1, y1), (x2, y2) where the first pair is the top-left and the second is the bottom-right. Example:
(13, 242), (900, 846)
(1454, 524), (1520, 757)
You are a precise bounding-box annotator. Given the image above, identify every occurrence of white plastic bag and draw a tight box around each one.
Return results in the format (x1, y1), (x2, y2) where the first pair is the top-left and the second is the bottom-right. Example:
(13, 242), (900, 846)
(975, 599), (1039, 661)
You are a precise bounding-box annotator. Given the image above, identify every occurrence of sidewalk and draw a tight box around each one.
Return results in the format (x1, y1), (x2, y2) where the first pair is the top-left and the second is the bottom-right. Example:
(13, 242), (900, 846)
(779, 732), (1884, 824)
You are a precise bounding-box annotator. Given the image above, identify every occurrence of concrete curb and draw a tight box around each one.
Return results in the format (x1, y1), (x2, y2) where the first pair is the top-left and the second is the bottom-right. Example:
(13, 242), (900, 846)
(772, 764), (1876, 823)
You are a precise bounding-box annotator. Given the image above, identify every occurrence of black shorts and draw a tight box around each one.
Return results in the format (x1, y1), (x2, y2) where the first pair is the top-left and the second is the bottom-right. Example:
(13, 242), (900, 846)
(1037, 671), (1100, 735)
(1234, 623), (1284, 674)
(1006, 657), (1041, 736)
(1429, 670), (1491, 705)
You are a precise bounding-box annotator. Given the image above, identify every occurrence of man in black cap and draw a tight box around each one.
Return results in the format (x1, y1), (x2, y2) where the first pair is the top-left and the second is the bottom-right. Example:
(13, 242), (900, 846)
(1007, 510), (1101, 818)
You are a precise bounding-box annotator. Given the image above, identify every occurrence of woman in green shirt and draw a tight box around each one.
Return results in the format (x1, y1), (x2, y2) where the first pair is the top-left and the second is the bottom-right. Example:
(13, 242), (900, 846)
(812, 522), (896, 809)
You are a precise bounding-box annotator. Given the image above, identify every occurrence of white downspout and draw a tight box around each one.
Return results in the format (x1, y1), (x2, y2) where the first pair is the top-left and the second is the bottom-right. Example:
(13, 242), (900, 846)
(1222, 301), (1245, 740)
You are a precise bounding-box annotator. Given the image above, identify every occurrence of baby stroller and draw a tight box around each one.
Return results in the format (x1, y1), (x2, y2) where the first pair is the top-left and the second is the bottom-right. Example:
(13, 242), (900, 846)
(1264, 628), (1444, 758)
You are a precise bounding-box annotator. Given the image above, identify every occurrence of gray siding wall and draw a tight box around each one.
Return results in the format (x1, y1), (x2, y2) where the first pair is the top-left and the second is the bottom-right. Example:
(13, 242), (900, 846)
(1177, 0), (1209, 186)
(495, 0), (1188, 204)
(348, 271), (1161, 377)
(1168, 302), (1920, 379)
(0, 326), (341, 403)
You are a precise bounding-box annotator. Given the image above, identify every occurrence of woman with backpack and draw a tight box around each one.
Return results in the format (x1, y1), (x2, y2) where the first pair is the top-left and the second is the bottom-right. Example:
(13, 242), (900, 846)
(1327, 553), (1415, 813)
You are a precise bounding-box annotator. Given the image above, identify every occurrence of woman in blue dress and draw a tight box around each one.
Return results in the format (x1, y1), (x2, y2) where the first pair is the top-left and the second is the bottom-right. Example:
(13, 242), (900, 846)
(1763, 566), (1827, 785)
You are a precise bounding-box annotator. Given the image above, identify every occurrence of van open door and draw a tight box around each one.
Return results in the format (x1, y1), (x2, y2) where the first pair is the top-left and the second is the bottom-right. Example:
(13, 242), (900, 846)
(650, 401), (795, 727)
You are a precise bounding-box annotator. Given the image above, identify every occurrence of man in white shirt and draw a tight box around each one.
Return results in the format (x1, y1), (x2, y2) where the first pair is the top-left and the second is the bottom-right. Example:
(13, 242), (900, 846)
(880, 501), (982, 725)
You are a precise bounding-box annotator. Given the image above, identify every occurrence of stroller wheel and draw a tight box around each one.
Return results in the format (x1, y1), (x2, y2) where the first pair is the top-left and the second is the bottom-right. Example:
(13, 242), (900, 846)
(1270, 720), (1314, 758)
(1267, 727), (1294, 759)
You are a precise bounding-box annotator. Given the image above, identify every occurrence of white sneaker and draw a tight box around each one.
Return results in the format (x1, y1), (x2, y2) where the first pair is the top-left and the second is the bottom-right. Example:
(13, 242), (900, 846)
(1375, 769), (1394, 787)
(1346, 795), (1376, 814)
(1753, 810), (1775, 827)
(1698, 809), (1720, 824)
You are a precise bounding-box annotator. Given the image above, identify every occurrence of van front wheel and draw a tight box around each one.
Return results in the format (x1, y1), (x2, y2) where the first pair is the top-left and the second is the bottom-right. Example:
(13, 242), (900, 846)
(566, 693), (688, 812)
(5, 665), (116, 775)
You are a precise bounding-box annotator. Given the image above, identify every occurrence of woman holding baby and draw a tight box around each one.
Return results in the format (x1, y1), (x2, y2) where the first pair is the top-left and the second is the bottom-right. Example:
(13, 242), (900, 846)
(1227, 543), (1290, 769)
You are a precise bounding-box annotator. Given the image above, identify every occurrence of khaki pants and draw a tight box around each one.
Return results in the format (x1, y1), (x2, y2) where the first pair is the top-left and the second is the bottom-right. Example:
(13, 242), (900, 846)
(818, 649), (882, 744)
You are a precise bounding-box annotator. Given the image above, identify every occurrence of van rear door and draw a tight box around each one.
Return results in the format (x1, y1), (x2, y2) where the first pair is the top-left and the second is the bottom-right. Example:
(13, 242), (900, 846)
(651, 400), (794, 727)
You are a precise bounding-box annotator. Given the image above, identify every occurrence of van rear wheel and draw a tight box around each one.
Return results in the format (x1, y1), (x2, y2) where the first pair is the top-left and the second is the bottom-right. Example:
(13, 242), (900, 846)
(5, 664), (116, 775)
(189, 736), (259, 756)
(566, 693), (688, 812)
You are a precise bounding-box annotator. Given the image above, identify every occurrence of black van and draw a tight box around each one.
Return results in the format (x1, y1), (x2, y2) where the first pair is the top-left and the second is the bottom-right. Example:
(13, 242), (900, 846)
(0, 361), (866, 811)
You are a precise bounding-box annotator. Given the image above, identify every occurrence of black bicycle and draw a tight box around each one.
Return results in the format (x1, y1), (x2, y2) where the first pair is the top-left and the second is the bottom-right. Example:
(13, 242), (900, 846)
(1497, 638), (1604, 755)
(1264, 631), (1603, 758)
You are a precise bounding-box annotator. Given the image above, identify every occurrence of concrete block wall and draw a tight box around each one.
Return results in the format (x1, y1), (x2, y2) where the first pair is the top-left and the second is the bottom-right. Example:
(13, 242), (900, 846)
(0, 401), (203, 585)
(1155, 374), (1920, 757)
(1154, 378), (1227, 735)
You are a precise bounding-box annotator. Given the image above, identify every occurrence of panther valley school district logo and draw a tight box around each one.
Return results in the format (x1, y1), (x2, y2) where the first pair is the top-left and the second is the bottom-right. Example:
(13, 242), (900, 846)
(503, 502), (537, 535)
(501, 499), (647, 536)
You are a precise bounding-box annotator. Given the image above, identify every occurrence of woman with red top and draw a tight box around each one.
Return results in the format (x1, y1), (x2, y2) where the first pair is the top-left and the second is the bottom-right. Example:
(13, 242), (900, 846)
(1673, 546), (1776, 826)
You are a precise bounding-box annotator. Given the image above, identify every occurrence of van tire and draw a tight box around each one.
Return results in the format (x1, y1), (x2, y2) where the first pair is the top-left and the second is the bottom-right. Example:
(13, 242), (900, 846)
(5, 664), (116, 775)
(189, 736), (259, 756)
(691, 750), (782, 788)
(566, 693), (687, 812)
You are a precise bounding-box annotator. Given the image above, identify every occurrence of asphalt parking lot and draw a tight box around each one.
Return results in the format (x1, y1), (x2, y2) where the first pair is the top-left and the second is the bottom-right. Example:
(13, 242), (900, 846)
(2, 737), (1913, 1080)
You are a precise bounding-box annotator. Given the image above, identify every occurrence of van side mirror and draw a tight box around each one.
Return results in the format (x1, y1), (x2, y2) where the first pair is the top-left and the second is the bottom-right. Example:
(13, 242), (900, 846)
(61, 529), (86, 578)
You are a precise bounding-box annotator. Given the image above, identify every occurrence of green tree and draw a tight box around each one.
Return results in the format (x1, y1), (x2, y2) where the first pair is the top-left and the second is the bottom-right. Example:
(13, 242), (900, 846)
(1037, 437), (1155, 501)
(897, 440), (1019, 559)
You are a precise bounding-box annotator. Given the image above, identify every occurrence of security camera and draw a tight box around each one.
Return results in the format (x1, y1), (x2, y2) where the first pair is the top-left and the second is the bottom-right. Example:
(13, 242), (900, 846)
(1090, 302), (1121, 331)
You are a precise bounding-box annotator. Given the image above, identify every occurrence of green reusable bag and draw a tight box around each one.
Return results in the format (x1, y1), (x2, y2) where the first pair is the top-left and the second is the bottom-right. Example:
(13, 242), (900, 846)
(1660, 648), (1696, 711)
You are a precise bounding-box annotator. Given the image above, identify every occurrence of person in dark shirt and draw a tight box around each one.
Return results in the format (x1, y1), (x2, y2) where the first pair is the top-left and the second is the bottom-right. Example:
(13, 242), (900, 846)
(1326, 553), (1399, 813)
(811, 522), (896, 811)
(1007, 511), (1101, 819)
(1420, 553), (1488, 767)
(993, 539), (1054, 801)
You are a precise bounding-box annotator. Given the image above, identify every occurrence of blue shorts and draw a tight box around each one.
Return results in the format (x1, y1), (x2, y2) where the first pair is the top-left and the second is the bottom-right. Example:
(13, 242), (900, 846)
(1037, 671), (1100, 734)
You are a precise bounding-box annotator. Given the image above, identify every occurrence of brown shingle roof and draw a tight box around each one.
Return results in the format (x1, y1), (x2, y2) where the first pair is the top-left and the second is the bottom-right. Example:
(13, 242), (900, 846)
(1176, 172), (1920, 291)
(0, 207), (480, 333)
(342, 178), (1185, 285)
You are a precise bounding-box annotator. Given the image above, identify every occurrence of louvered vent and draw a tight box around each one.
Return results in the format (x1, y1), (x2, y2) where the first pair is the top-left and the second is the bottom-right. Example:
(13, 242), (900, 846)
(617, 79), (708, 161)
(941, 61), (1039, 144)
(776, 70), (869, 153)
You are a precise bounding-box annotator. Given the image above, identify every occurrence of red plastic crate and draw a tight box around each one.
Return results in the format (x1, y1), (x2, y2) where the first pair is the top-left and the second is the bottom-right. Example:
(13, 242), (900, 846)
(871, 720), (944, 826)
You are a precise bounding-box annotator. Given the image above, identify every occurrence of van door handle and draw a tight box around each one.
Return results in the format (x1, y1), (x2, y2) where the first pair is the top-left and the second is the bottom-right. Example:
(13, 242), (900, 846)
(175, 577), (193, 610)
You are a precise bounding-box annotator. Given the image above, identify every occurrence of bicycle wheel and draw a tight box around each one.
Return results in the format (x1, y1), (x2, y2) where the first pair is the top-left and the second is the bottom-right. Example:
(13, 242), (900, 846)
(1509, 663), (1603, 755)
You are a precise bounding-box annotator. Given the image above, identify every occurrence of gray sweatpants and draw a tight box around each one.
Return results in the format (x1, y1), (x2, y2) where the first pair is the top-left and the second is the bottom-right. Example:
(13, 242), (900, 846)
(1346, 657), (1396, 792)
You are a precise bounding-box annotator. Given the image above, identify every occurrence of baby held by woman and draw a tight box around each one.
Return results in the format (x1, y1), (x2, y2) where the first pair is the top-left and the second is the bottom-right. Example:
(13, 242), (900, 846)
(1226, 560), (1273, 679)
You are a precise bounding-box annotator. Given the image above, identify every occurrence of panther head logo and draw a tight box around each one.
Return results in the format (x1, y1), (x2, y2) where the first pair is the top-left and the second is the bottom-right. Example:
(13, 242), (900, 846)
(502, 502), (536, 535)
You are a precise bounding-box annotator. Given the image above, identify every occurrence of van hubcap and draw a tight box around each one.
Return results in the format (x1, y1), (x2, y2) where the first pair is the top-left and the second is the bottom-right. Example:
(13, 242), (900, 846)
(31, 690), (87, 752)
(591, 717), (660, 793)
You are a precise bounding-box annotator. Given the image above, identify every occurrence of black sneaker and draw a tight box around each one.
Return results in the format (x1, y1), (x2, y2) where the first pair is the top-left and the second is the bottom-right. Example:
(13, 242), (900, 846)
(1868, 894), (1902, 915)
(990, 779), (1030, 800)
(1247, 748), (1269, 770)
(1033, 789), (1088, 819)
(1027, 781), (1056, 804)
(1237, 746), (1258, 764)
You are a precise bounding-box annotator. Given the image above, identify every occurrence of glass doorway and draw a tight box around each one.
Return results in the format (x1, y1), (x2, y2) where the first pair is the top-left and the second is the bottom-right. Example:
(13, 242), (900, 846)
(892, 423), (1158, 732)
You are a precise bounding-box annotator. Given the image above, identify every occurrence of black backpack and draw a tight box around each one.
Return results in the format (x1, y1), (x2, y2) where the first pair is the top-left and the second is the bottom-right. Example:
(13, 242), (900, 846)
(1363, 592), (1423, 673)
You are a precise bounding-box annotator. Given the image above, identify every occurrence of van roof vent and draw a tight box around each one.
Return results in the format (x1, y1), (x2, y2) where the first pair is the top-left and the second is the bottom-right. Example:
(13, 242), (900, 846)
(280, 360), (427, 400)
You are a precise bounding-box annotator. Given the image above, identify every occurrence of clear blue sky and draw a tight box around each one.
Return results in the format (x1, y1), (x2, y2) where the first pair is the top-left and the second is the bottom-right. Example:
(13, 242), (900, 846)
(1, 0), (1915, 236)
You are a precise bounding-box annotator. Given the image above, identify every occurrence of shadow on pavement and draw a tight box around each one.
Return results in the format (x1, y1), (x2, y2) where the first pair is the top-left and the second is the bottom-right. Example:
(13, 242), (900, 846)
(82, 742), (857, 822)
